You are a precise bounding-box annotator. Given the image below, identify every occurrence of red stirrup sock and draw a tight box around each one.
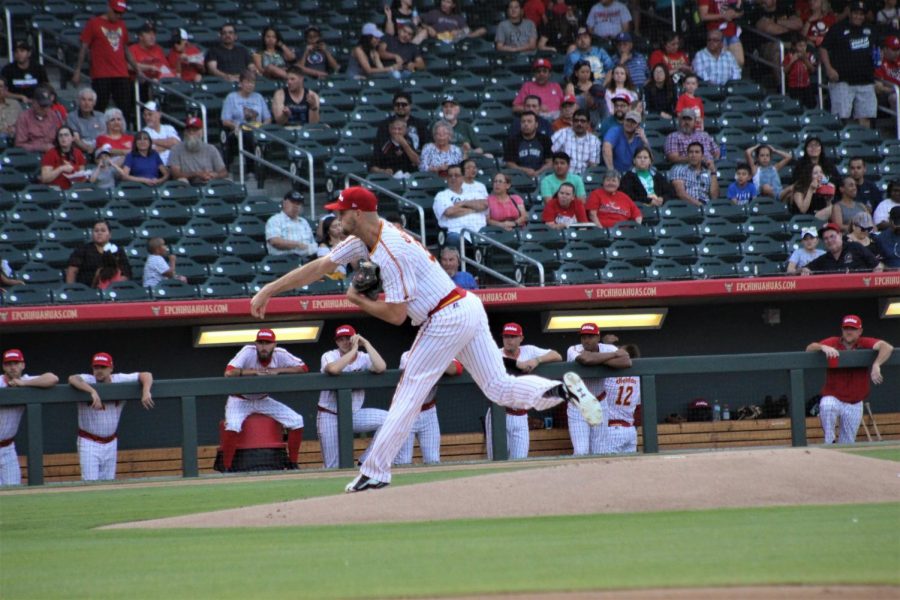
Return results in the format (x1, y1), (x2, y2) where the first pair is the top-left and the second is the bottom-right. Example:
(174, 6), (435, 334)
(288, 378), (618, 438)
(287, 427), (304, 464)
(221, 430), (240, 470)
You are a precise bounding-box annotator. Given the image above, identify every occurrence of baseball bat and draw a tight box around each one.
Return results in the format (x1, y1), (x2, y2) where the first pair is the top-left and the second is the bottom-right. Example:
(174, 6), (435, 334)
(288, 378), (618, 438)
(865, 402), (882, 442)
(860, 412), (872, 442)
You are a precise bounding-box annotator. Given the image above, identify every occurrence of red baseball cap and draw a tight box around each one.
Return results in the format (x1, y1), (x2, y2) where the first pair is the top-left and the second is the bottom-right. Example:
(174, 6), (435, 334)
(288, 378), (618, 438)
(324, 187), (378, 212)
(532, 58), (552, 70)
(92, 352), (114, 368)
(256, 328), (276, 342)
(335, 324), (356, 338)
(841, 315), (862, 329)
(561, 94), (577, 105)
(502, 322), (523, 337)
(819, 222), (841, 236)
(580, 323), (601, 336)
(109, 0), (128, 12)
(2, 349), (24, 363)
(886, 36), (900, 50)
(185, 116), (203, 129)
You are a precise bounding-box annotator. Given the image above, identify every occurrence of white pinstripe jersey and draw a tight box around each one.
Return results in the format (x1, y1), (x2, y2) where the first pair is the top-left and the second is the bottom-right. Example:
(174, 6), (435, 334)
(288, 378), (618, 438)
(318, 349), (374, 412)
(0, 375), (32, 439)
(329, 220), (456, 326)
(566, 343), (619, 398)
(75, 373), (139, 437)
(604, 375), (641, 424)
(226, 346), (306, 401)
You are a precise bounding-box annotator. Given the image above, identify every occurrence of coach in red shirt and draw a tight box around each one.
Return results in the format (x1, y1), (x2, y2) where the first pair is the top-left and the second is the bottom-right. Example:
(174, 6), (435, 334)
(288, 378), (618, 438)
(806, 315), (894, 444)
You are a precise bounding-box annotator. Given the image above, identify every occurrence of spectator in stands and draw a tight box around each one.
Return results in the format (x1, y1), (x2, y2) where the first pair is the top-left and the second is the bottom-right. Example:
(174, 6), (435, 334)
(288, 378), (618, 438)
(536, 0), (580, 53)
(143, 237), (186, 287)
(566, 61), (602, 119)
(802, 222), (882, 273)
(440, 246), (478, 289)
(875, 35), (900, 107)
(496, 0), (538, 53)
(1, 41), (48, 102)
(791, 164), (836, 220)
(820, 2), (876, 128)
(585, 0), (632, 41)
(791, 136), (839, 184)
(437, 95), (484, 156)
(847, 157), (882, 211)
(878, 0), (900, 30)
(586, 170), (642, 227)
(420, 120), (464, 176)
(72, 0), (140, 126)
(130, 21), (174, 84)
(422, 0), (487, 43)
(504, 111), (553, 177)
(551, 109), (601, 176)
(66, 220), (132, 287)
(0, 77), (23, 143)
(698, 0), (745, 67)
(253, 27), (295, 81)
(603, 65), (639, 115)
(693, 30), (741, 86)
(564, 27), (614, 81)
(168, 117), (229, 184)
(511, 95), (554, 137)
(784, 34), (818, 109)
(66, 87), (105, 156)
(206, 23), (254, 82)
(96, 107), (133, 165)
(40, 126), (88, 190)
(433, 163), (489, 244)
(675, 74), (705, 130)
(272, 67), (320, 127)
(597, 94), (630, 138)
(375, 92), (430, 153)
(381, 23), (427, 74)
(620, 146), (671, 206)
(541, 151), (587, 202)
(168, 28), (205, 82)
(120, 131), (168, 186)
(93, 244), (128, 289)
(462, 158), (489, 200)
(349, 26), (400, 79)
(847, 211), (876, 250)
(1, 260), (25, 290)
(221, 69), (271, 168)
(90, 145), (120, 188)
(643, 63), (677, 119)
(727, 163), (758, 205)
(317, 215), (348, 279)
(43, 84), (68, 122)
(873, 206), (900, 267)
(265, 190), (317, 260)
(14, 86), (64, 153)
(602, 110), (647, 173)
(298, 26), (340, 79)
(487, 172), (529, 229)
(664, 108), (719, 165)
(873, 181), (900, 230)
(542, 182), (589, 228)
(553, 94), (579, 132)
(801, 0), (837, 47)
(612, 32), (649, 88)
(786, 227), (826, 273)
(370, 117), (420, 177)
(648, 32), (692, 83)
(141, 102), (179, 165)
(745, 144), (792, 200)
(831, 176), (872, 233)
(514, 59), (565, 119)
(384, 0), (429, 45)
(670, 141), (719, 206)
(753, 0), (803, 82)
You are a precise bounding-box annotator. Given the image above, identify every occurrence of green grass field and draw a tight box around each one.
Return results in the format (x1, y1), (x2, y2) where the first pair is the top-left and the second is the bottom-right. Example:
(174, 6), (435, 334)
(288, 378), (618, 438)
(843, 447), (900, 462)
(1, 467), (898, 599)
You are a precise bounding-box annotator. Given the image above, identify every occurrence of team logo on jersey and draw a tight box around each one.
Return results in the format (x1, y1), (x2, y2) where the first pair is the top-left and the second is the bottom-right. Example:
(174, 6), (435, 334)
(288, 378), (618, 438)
(101, 26), (123, 51)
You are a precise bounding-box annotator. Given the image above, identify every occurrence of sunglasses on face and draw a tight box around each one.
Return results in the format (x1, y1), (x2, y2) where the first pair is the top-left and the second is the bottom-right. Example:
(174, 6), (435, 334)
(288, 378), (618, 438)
(394, 102), (410, 107)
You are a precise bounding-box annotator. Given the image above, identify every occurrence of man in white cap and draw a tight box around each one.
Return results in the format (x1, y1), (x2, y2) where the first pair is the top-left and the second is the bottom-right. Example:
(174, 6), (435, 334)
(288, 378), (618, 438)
(168, 28), (205, 82)
(786, 227), (825, 274)
(142, 100), (180, 164)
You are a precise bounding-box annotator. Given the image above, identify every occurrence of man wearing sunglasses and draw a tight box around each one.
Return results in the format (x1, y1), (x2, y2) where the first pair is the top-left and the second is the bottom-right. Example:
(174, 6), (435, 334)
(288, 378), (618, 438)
(374, 91), (431, 153)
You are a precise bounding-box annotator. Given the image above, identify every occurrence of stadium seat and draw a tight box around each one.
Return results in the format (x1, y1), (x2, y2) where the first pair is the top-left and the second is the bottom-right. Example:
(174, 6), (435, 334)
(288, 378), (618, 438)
(18, 262), (63, 287)
(762, 95), (803, 115)
(56, 202), (100, 227)
(610, 221), (657, 245)
(699, 217), (746, 242)
(0, 189), (15, 211)
(840, 124), (881, 145)
(725, 80), (764, 100)
(651, 239), (696, 265)
(659, 203), (704, 224)
(156, 181), (201, 205)
(42, 222), (88, 248)
(744, 216), (789, 241)
(3, 285), (54, 305)
(136, 219), (182, 242)
(606, 240), (652, 267)
(638, 204), (660, 226)
(598, 261), (645, 283)
(8, 204), (53, 229)
(736, 255), (783, 277)
(719, 112), (756, 132)
(520, 225), (565, 249)
(561, 225), (611, 248)
(29, 242), (72, 269)
(297, 278), (344, 295)
(741, 236), (789, 262)
(209, 256), (256, 283)
(258, 255), (299, 278)
(720, 96), (759, 115)
(798, 125), (840, 147)
(18, 185), (65, 209)
(150, 279), (198, 299)
(645, 258), (692, 281)
(198, 277), (247, 298)
(691, 258), (736, 279)
(52, 283), (103, 304)
(837, 141), (880, 164)
(559, 241), (606, 269)
(748, 197), (790, 221)
(228, 216), (266, 239)
(112, 183), (156, 206)
(800, 109), (842, 131)
(552, 263), (597, 285)
(514, 243), (560, 284)
(100, 200), (145, 227)
(704, 201), (746, 223)
(174, 258), (209, 284)
(406, 171), (447, 195)
(238, 195), (280, 219)
(0, 244), (29, 270)
(1, 149), (42, 176)
(0, 170), (29, 192)
(201, 180), (247, 204)
(697, 236), (743, 263)
(786, 214), (824, 237)
(653, 219), (700, 244)
(333, 139), (373, 163)
(173, 238), (219, 264)
(220, 235), (267, 262)
(757, 128), (797, 149)
(406, 72), (445, 93)
(342, 122), (377, 144)
(193, 199), (237, 224)
(147, 199), (193, 225)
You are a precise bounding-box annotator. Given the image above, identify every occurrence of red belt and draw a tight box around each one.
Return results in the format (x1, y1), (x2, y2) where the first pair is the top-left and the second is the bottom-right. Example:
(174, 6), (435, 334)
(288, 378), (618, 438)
(0, 437), (14, 448)
(317, 406), (337, 416)
(421, 400), (436, 412)
(78, 429), (117, 444)
(608, 420), (632, 427)
(506, 408), (528, 416)
(428, 287), (467, 317)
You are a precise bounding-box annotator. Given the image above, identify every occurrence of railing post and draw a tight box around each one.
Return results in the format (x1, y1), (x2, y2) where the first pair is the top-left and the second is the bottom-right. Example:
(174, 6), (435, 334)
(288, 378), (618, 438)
(817, 64), (824, 110)
(789, 369), (808, 447)
(641, 375), (659, 453)
(778, 41), (786, 96)
(337, 389), (354, 468)
(181, 396), (199, 477)
(236, 128), (245, 184)
(490, 403), (508, 461)
(5, 8), (13, 63)
(26, 403), (44, 486)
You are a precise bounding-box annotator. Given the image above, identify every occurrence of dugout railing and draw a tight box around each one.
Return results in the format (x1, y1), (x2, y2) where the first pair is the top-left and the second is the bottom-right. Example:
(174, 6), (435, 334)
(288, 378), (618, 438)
(1, 350), (896, 486)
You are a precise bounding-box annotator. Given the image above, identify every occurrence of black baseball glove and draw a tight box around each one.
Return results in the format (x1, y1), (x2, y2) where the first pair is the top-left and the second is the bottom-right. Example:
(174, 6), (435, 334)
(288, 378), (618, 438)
(351, 259), (382, 300)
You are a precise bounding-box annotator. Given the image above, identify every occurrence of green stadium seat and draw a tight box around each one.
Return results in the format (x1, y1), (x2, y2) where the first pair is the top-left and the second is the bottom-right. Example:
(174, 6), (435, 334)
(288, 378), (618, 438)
(209, 255), (256, 283)
(29, 242), (71, 269)
(659, 203), (704, 224)
(559, 241), (605, 269)
(297, 278), (344, 295)
(699, 216), (746, 242)
(228, 216), (265, 239)
(720, 96), (759, 115)
(220, 235), (266, 262)
(406, 171), (446, 195)
(651, 239), (696, 265)
(147, 199), (192, 225)
(0, 244), (29, 270)
(840, 124), (881, 145)
(238, 195), (280, 219)
(1, 149), (42, 175)
(343, 122), (377, 144)
(318, 105), (349, 129)
(704, 201), (746, 223)
(42, 222), (88, 248)
(762, 95), (803, 115)
(174, 258), (209, 284)
(725, 80), (765, 100)
(349, 104), (387, 126)
(201, 180), (247, 204)
(258, 255), (299, 278)
(100, 200), (145, 227)
(798, 126), (840, 147)
(561, 226), (611, 248)
(581, 165), (608, 188)
(757, 128), (797, 149)
(406, 72), (445, 93)
(553, 263), (598, 285)
(182, 217), (229, 242)
(136, 219), (182, 242)
(646, 258), (692, 281)
(520, 224), (565, 249)
(3, 285), (54, 305)
(8, 204), (53, 230)
(156, 181), (201, 205)
(718, 112), (757, 132)
(598, 261), (645, 283)
(56, 202), (100, 227)
(515, 243), (560, 284)
(0, 189), (16, 211)
(748, 197), (790, 221)
(0, 170), (29, 192)
(653, 219), (700, 244)
(609, 221), (657, 245)
(173, 238), (219, 264)
(112, 182), (157, 206)
(193, 199), (237, 223)
(474, 101), (511, 123)
(19, 262), (63, 287)
(18, 185), (65, 209)
(296, 124), (342, 146)
(198, 277), (247, 298)
(736, 255), (783, 277)
(697, 236), (743, 263)
(150, 280), (199, 300)
(758, 112), (799, 130)
(691, 258), (736, 279)
(606, 239), (652, 267)
(800, 109), (842, 131)
(786, 214), (824, 237)
(837, 141), (880, 164)
(52, 283), (103, 304)
(333, 139), (373, 163)
(741, 236), (789, 262)
(744, 216), (789, 240)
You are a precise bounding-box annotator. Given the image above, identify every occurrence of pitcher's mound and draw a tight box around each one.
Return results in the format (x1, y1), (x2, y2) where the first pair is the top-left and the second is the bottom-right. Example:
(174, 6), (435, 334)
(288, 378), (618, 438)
(107, 447), (899, 529)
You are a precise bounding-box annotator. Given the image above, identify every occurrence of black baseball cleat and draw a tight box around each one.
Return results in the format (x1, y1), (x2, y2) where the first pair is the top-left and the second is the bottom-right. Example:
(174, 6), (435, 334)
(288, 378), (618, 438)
(562, 372), (603, 426)
(345, 474), (389, 493)
(287, 462), (299, 470)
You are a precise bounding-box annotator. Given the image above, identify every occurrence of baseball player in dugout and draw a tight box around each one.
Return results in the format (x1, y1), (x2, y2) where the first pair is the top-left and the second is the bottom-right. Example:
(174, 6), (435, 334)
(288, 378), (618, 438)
(486, 322), (562, 460)
(68, 352), (153, 481)
(250, 186), (604, 493)
(317, 324), (388, 469)
(806, 315), (893, 445)
(1, 349), (58, 486)
(222, 328), (307, 471)
(566, 324), (633, 456)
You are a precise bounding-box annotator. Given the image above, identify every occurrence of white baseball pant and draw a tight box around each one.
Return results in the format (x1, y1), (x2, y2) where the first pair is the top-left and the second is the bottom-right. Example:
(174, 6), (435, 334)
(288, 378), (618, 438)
(0, 444), (21, 485)
(818, 395), (864, 444)
(567, 402), (604, 455)
(78, 436), (118, 481)
(395, 405), (441, 465)
(317, 408), (388, 469)
(484, 409), (530, 460)
(360, 293), (565, 483)
(601, 424), (637, 454)
(224, 396), (304, 432)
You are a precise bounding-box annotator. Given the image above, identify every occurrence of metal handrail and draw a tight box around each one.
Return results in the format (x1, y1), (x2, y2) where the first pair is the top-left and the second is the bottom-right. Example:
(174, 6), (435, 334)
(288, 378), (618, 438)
(236, 129), (317, 219)
(35, 30), (87, 82)
(741, 25), (787, 95)
(134, 80), (210, 144)
(344, 173), (428, 244)
(637, 0), (679, 33)
(459, 227), (545, 287)
(875, 76), (900, 139)
(5, 8), (13, 63)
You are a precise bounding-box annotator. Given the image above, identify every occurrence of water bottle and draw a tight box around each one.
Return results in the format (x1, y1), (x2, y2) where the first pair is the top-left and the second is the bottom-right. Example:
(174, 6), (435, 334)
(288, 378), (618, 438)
(722, 404), (730, 421)
(720, 142), (727, 160)
(713, 402), (722, 421)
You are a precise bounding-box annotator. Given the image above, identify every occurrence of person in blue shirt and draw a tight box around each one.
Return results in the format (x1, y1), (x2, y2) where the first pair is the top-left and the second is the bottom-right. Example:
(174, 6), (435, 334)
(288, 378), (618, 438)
(440, 246), (478, 289)
(564, 27), (614, 80)
(602, 109), (647, 173)
(221, 68), (272, 167)
(727, 163), (757, 206)
(121, 131), (168, 186)
(874, 206), (900, 268)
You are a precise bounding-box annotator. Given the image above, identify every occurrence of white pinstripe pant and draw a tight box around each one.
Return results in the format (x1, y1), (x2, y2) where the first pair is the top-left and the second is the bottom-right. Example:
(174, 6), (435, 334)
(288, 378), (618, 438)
(360, 293), (564, 483)
(567, 402), (604, 455)
(818, 396), (864, 444)
(78, 436), (118, 481)
(601, 424), (637, 454)
(0, 444), (21, 486)
(317, 408), (388, 469)
(484, 409), (530, 460)
(394, 405), (441, 465)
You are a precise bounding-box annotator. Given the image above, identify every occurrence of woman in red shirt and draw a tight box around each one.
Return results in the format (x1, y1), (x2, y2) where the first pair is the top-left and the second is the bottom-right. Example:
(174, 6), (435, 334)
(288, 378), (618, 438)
(648, 32), (692, 83)
(542, 182), (588, 229)
(40, 125), (87, 190)
(95, 107), (133, 165)
(586, 170), (643, 228)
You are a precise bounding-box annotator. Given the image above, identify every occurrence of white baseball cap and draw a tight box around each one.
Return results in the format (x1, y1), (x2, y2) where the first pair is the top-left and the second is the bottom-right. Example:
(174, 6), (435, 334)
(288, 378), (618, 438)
(362, 23), (384, 38)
